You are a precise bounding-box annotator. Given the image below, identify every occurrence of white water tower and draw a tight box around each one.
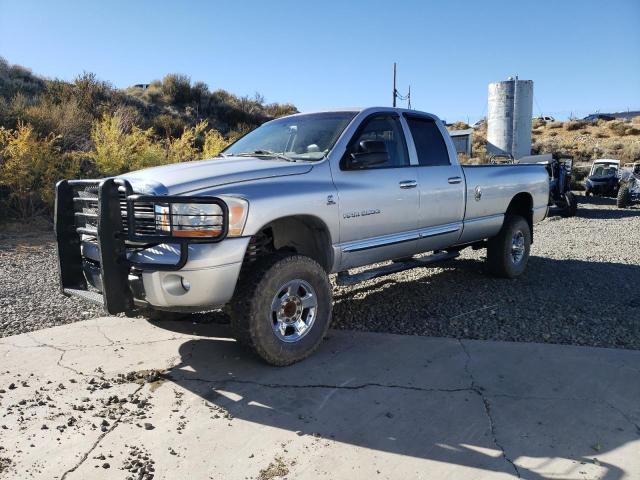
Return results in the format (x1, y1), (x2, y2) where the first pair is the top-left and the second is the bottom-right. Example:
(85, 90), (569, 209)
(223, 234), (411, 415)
(487, 77), (533, 160)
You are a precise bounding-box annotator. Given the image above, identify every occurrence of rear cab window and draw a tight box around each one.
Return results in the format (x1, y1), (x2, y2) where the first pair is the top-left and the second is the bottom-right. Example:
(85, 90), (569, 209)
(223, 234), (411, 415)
(404, 115), (450, 166)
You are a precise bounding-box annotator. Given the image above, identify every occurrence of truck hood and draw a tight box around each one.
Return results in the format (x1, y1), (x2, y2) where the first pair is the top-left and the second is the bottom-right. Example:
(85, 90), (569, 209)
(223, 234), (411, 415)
(587, 175), (618, 182)
(119, 156), (313, 195)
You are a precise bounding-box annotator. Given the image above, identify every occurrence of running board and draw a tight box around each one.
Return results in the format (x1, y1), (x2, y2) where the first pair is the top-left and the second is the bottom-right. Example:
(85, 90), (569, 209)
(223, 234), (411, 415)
(336, 251), (459, 287)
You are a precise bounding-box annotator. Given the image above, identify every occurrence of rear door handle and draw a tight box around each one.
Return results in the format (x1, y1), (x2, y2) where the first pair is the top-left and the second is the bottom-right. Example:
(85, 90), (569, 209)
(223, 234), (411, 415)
(448, 176), (463, 184)
(399, 180), (418, 189)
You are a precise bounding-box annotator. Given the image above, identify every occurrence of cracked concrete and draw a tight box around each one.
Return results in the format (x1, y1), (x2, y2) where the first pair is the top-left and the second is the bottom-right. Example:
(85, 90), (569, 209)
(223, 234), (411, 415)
(0, 317), (638, 480)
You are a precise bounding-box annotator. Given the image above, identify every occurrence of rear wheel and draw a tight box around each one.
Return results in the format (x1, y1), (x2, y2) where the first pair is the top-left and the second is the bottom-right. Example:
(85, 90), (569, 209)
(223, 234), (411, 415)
(486, 215), (531, 278)
(560, 191), (578, 217)
(227, 254), (332, 366)
(617, 185), (630, 208)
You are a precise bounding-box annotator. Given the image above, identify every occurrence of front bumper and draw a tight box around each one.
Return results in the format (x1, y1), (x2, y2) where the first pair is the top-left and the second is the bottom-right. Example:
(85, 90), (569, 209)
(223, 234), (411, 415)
(80, 239), (249, 310)
(55, 178), (241, 314)
(585, 179), (618, 195)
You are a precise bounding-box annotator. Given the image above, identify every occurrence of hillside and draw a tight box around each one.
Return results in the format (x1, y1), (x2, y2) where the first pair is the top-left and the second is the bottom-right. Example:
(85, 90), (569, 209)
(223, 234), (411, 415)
(0, 58), (297, 219)
(451, 117), (640, 166)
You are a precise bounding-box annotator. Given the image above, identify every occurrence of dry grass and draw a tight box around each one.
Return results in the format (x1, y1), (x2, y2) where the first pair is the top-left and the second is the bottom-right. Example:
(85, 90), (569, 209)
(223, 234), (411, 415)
(451, 119), (640, 165)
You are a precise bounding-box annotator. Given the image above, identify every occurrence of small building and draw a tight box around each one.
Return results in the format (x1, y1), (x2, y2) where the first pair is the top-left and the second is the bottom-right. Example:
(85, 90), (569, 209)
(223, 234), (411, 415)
(449, 129), (473, 157)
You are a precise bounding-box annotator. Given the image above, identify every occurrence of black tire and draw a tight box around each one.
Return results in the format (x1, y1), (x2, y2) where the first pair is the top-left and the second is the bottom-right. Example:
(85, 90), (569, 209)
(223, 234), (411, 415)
(617, 184), (630, 208)
(560, 191), (578, 217)
(486, 215), (531, 279)
(227, 254), (332, 366)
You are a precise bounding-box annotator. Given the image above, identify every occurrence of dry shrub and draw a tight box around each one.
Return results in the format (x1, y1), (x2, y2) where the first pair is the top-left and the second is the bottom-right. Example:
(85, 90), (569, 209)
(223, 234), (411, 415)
(166, 121), (207, 164)
(609, 121), (630, 136)
(202, 128), (229, 158)
(548, 121), (563, 129)
(532, 118), (545, 129)
(0, 123), (80, 218)
(90, 113), (165, 175)
(449, 121), (470, 130)
(565, 120), (587, 131)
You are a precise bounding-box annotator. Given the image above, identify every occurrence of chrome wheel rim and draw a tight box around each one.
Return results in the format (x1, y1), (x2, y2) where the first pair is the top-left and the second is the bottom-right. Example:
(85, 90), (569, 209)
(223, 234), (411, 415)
(271, 279), (317, 343)
(511, 230), (525, 264)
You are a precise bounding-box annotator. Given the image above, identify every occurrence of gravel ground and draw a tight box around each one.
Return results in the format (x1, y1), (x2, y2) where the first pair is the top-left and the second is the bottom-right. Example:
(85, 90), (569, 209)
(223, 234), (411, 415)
(1, 195), (639, 349)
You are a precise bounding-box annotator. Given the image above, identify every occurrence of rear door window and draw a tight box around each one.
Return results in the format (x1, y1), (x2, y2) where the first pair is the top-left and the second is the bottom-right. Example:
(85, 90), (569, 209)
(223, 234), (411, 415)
(405, 116), (450, 166)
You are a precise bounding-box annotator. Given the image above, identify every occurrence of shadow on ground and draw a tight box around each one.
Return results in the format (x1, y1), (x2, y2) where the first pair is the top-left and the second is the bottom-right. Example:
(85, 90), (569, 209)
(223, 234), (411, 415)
(149, 318), (640, 480)
(146, 251), (640, 479)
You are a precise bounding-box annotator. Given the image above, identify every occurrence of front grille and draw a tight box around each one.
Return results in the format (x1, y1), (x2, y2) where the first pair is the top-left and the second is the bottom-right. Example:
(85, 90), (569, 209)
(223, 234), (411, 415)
(71, 184), (161, 238)
(72, 185), (99, 235)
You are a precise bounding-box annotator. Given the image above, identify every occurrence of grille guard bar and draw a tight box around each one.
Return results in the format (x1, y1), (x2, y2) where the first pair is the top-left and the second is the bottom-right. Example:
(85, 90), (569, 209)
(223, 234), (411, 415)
(55, 177), (229, 314)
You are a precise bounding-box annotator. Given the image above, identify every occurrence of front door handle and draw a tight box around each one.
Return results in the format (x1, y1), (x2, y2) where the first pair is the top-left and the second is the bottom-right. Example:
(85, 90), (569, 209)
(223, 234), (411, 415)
(399, 180), (418, 189)
(448, 176), (463, 184)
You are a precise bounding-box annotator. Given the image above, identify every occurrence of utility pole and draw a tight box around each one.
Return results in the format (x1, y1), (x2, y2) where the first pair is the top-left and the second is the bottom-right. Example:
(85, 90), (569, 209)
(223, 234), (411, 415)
(392, 62), (397, 107)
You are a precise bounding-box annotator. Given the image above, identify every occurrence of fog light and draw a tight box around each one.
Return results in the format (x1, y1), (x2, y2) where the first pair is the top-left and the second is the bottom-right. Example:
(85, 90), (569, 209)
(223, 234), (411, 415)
(162, 274), (191, 296)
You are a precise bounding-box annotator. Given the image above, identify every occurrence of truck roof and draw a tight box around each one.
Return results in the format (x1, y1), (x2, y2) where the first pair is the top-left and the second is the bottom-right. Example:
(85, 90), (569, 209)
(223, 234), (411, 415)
(593, 159), (620, 165)
(283, 107), (442, 121)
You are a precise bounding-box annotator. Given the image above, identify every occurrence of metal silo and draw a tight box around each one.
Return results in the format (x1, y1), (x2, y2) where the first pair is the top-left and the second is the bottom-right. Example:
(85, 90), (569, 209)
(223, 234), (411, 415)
(487, 77), (533, 160)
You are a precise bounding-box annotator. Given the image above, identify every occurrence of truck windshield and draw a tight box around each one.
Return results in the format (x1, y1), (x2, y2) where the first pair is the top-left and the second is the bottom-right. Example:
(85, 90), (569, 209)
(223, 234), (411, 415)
(591, 163), (618, 177)
(223, 111), (357, 161)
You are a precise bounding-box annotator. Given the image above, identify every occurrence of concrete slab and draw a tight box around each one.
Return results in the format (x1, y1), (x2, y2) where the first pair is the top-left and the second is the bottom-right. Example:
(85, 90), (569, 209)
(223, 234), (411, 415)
(0, 318), (638, 480)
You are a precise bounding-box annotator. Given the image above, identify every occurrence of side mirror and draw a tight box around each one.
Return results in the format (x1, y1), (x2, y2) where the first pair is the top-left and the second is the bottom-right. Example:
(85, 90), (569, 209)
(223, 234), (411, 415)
(344, 140), (389, 169)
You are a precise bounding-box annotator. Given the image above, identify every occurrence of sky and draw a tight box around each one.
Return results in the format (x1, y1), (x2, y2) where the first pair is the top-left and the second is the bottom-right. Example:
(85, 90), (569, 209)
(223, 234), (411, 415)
(1, 0), (639, 122)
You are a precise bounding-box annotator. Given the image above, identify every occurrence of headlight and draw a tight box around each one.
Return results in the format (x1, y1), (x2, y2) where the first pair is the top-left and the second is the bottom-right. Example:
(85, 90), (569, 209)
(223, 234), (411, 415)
(153, 197), (248, 238)
(155, 203), (224, 238)
(219, 196), (249, 237)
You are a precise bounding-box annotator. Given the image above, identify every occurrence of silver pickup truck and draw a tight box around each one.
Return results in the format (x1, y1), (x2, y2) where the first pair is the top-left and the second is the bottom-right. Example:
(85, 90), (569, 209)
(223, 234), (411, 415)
(55, 107), (549, 365)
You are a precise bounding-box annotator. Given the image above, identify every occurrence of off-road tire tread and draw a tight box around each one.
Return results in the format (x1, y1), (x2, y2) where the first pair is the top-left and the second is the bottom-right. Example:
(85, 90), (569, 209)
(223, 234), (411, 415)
(617, 184), (630, 208)
(561, 191), (578, 217)
(227, 253), (332, 366)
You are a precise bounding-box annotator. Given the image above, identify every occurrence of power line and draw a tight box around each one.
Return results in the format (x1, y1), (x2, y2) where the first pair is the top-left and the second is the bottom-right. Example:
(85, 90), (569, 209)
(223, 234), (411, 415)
(392, 63), (412, 109)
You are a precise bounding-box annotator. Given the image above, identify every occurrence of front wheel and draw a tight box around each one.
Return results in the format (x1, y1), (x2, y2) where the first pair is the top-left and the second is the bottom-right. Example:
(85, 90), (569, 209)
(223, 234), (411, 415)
(227, 254), (332, 366)
(617, 185), (630, 208)
(486, 215), (532, 278)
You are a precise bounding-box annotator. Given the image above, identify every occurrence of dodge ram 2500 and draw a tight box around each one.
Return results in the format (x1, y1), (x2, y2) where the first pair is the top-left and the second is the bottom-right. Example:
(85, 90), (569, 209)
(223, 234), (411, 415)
(55, 107), (549, 365)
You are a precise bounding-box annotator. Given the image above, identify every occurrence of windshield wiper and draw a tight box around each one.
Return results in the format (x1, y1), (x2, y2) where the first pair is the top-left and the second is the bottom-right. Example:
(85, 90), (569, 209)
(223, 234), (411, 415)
(234, 150), (296, 162)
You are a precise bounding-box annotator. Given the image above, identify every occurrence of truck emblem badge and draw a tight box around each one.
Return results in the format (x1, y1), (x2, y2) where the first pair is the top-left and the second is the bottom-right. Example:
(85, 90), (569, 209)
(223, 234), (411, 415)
(474, 186), (482, 201)
(326, 195), (336, 205)
(343, 209), (381, 219)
